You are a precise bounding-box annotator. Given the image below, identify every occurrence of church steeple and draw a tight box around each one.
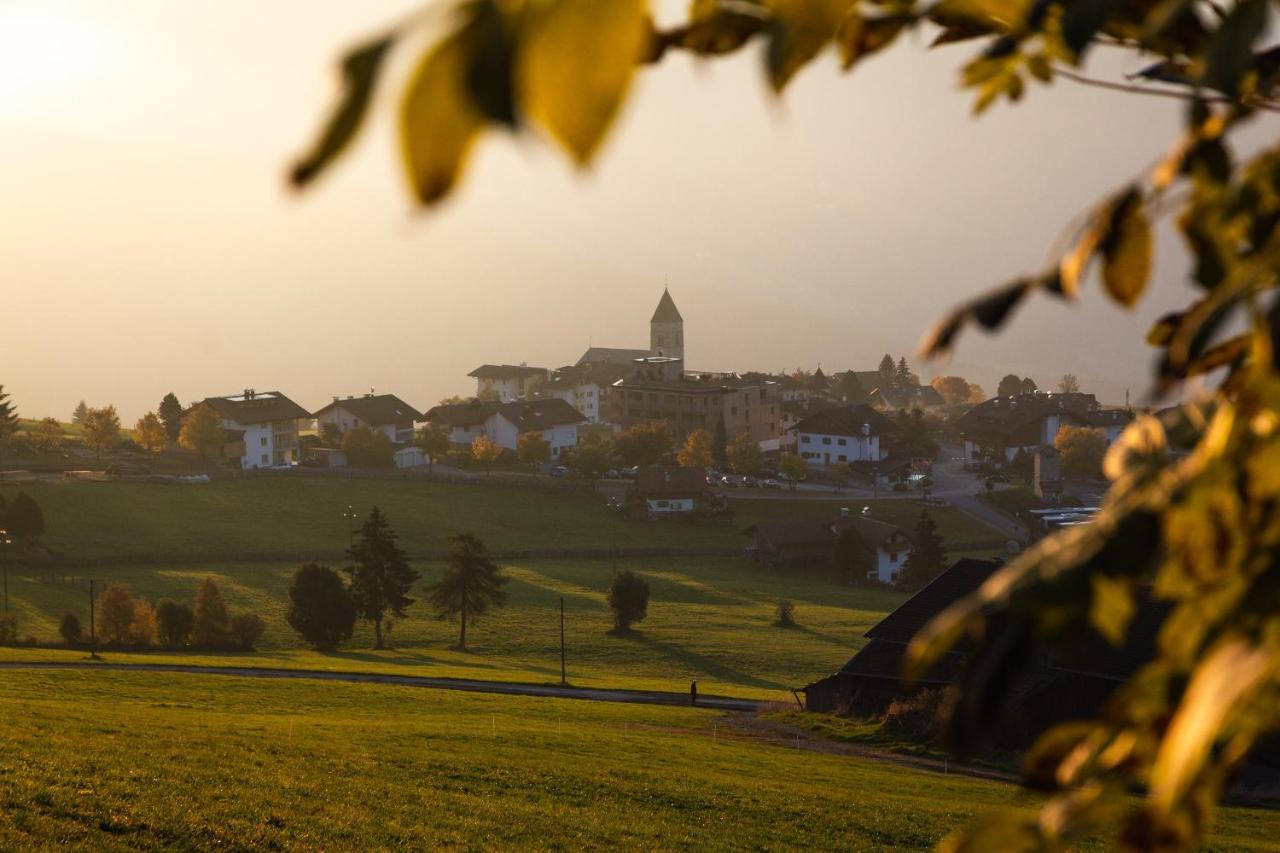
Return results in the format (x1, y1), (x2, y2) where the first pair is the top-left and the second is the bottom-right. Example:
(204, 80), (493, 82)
(649, 287), (684, 360)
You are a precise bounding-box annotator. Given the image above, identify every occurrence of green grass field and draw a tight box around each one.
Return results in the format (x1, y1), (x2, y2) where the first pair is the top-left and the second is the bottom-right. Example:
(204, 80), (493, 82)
(0, 477), (999, 562)
(2, 556), (903, 700)
(1, 670), (1273, 850)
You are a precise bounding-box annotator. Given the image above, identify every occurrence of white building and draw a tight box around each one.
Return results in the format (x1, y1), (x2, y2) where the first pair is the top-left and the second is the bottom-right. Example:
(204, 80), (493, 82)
(790, 405), (893, 468)
(424, 398), (586, 459)
(536, 363), (629, 424)
(312, 393), (423, 445)
(467, 364), (549, 402)
(199, 389), (310, 469)
(954, 392), (1134, 464)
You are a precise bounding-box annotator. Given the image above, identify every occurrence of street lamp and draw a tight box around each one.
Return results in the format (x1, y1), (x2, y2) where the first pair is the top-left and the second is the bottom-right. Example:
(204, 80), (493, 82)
(343, 505), (358, 550)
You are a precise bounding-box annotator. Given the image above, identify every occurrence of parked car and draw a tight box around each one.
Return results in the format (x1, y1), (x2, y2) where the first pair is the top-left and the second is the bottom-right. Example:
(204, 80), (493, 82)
(620, 466), (639, 479)
(705, 473), (720, 486)
(549, 466), (568, 478)
(762, 478), (782, 489)
(742, 476), (759, 488)
(720, 474), (744, 488)
(605, 468), (620, 479)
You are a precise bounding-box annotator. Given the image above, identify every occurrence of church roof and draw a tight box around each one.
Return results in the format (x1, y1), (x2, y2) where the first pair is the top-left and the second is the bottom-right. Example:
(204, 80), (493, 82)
(651, 288), (683, 323)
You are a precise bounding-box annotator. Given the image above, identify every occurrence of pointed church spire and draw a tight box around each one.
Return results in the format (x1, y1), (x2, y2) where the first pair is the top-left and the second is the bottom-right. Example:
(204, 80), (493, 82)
(651, 287), (682, 323)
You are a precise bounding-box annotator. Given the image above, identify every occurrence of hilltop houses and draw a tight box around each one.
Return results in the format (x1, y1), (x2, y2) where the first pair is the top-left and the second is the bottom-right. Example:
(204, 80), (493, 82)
(312, 393), (423, 445)
(790, 405), (894, 468)
(953, 391), (1132, 464)
(198, 390), (310, 469)
(423, 398), (586, 459)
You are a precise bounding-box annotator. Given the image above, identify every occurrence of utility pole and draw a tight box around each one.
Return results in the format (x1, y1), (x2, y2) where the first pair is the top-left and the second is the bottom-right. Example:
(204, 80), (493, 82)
(0, 528), (10, 613)
(88, 578), (99, 659)
(559, 597), (566, 685)
(344, 505), (358, 550)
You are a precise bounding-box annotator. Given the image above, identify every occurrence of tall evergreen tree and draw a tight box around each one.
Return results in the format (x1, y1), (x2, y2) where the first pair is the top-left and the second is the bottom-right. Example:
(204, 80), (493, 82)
(0, 385), (18, 457)
(895, 357), (914, 388)
(711, 418), (728, 467)
(191, 576), (232, 647)
(345, 506), (418, 649)
(832, 371), (867, 403)
(896, 511), (949, 593)
(424, 533), (508, 650)
(158, 393), (184, 443)
(876, 354), (896, 390)
(71, 400), (88, 425)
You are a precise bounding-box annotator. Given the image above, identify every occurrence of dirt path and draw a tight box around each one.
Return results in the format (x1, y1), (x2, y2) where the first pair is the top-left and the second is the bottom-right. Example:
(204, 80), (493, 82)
(0, 660), (758, 711)
(725, 714), (1018, 784)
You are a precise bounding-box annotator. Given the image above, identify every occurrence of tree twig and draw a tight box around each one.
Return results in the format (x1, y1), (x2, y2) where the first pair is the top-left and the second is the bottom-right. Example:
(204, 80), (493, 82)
(1053, 68), (1280, 112)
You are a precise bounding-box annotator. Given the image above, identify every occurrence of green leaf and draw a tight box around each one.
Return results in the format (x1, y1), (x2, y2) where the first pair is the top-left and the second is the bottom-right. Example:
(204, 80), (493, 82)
(399, 23), (487, 206)
(291, 35), (395, 188)
(1100, 189), (1152, 308)
(519, 0), (649, 164)
(1201, 0), (1266, 97)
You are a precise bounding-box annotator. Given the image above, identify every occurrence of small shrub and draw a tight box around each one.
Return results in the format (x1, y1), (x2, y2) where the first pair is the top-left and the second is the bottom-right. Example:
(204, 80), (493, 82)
(155, 600), (194, 647)
(882, 688), (947, 743)
(287, 563), (356, 651)
(607, 570), (650, 632)
(230, 614), (266, 651)
(97, 584), (136, 645)
(58, 612), (82, 646)
(775, 599), (796, 628)
(191, 577), (232, 647)
(0, 614), (17, 645)
(130, 600), (158, 646)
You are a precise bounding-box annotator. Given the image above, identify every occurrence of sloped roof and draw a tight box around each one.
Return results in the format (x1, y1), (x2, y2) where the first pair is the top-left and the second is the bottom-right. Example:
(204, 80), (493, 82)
(791, 404), (895, 438)
(651, 288), (683, 323)
(201, 391), (310, 425)
(745, 513), (904, 549)
(872, 385), (945, 409)
(312, 393), (423, 424)
(547, 362), (631, 388)
(576, 347), (652, 367)
(424, 400), (499, 428)
(467, 364), (548, 380)
(864, 558), (1004, 643)
(496, 399), (586, 431)
(951, 392), (1129, 444)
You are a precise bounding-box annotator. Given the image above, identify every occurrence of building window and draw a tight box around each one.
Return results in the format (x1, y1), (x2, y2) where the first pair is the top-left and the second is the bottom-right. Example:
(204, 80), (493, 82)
(260, 454), (269, 466)
(838, 454), (846, 462)
(260, 436), (268, 447)
(837, 438), (847, 446)
(822, 437), (831, 445)
(800, 435), (810, 443)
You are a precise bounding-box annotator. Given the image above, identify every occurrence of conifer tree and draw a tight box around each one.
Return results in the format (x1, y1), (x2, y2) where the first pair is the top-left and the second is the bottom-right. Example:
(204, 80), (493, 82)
(345, 507), (418, 649)
(896, 511), (948, 593)
(424, 533), (507, 651)
(158, 392), (184, 443)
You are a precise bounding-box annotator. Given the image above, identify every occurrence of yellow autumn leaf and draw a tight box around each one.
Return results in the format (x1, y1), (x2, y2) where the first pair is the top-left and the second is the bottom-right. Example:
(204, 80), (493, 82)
(1149, 637), (1271, 814)
(519, 0), (649, 165)
(399, 21), (487, 206)
(1101, 192), (1152, 307)
(769, 0), (851, 88)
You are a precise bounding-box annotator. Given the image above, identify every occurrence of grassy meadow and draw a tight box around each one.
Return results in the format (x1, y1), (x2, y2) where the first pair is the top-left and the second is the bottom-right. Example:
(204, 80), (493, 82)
(2, 670), (1274, 851)
(1, 556), (904, 699)
(0, 477), (1001, 562)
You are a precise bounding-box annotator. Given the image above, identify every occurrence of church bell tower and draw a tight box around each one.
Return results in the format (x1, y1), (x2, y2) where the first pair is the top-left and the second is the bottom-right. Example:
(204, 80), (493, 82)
(649, 287), (684, 361)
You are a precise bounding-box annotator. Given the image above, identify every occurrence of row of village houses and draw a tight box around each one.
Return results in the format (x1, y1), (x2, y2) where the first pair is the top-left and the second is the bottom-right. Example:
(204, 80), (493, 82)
(193, 368), (1132, 478)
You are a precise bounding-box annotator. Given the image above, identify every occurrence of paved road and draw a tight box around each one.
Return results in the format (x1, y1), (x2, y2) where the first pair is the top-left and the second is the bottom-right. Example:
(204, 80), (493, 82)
(0, 661), (760, 712)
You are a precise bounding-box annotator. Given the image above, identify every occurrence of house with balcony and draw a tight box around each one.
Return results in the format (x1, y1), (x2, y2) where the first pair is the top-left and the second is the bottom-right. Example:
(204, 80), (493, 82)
(312, 393), (423, 445)
(199, 389), (310, 469)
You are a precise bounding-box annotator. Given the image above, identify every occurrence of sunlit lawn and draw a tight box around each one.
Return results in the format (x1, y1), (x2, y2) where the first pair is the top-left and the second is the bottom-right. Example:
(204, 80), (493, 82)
(2, 557), (905, 700)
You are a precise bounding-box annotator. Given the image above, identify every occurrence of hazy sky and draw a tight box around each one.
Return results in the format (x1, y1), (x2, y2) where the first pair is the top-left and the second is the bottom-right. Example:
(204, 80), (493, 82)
(1, 0), (1212, 421)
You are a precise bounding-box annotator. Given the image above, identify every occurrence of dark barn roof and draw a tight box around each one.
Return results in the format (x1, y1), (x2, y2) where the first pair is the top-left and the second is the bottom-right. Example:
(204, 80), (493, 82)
(312, 393), (423, 425)
(424, 400), (499, 428)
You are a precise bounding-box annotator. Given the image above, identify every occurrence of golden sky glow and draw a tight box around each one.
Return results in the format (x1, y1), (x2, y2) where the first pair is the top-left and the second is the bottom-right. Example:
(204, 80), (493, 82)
(2, 0), (1207, 420)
